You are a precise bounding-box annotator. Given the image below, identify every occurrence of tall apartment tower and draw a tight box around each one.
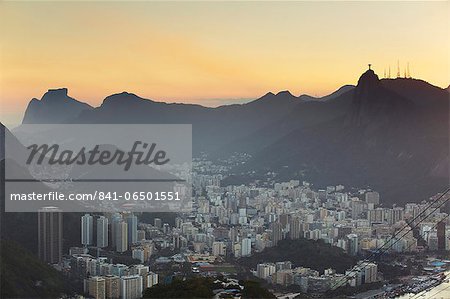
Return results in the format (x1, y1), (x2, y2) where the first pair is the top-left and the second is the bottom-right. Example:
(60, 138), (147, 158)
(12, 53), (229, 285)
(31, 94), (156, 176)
(81, 213), (94, 246)
(241, 238), (252, 257)
(97, 216), (109, 248)
(120, 275), (143, 299)
(289, 217), (303, 240)
(154, 218), (162, 229)
(104, 275), (120, 299)
(110, 213), (123, 249)
(437, 221), (446, 250)
(126, 214), (138, 245)
(347, 234), (359, 256)
(270, 222), (283, 246)
(85, 276), (106, 299)
(365, 191), (380, 205)
(38, 206), (63, 264)
(116, 221), (128, 253)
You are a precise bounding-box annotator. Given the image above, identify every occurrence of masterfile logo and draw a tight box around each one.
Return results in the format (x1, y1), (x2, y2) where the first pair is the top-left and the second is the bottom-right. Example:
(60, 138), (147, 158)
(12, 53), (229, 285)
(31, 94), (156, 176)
(26, 141), (171, 171)
(5, 124), (192, 213)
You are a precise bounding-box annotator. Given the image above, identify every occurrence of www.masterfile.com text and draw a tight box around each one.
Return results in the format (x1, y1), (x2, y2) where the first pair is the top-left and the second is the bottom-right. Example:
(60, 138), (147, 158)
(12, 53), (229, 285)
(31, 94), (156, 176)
(9, 191), (182, 201)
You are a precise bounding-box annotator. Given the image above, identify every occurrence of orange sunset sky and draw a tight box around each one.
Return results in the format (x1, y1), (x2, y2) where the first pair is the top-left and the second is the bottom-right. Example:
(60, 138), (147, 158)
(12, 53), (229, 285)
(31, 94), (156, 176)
(0, 1), (449, 126)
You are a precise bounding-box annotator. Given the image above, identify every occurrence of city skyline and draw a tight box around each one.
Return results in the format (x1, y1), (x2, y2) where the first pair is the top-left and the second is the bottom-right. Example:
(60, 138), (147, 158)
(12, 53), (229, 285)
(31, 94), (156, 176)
(1, 1), (449, 298)
(48, 172), (450, 298)
(1, 1), (449, 126)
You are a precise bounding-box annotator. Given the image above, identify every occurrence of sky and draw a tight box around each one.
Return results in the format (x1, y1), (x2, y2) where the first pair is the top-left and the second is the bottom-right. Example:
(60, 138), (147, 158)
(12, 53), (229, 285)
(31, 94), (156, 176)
(1, 1), (449, 126)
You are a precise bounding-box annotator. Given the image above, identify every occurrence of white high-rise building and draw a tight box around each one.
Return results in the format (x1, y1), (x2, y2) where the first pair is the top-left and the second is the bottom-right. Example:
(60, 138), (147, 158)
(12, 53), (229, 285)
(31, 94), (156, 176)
(241, 238), (252, 257)
(116, 221), (128, 253)
(146, 272), (159, 288)
(233, 243), (241, 258)
(120, 275), (143, 299)
(110, 213), (122, 249)
(82, 214), (94, 246)
(347, 234), (359, 256)
(132, 248), (145, 263)
(364, 263), (378, 283)
(85, 276), (106, 299)
(289, 217), (302, 240)
(97, 216), (109, 248)
(256, 263), (276, 279)
(212, 241), (226, 256)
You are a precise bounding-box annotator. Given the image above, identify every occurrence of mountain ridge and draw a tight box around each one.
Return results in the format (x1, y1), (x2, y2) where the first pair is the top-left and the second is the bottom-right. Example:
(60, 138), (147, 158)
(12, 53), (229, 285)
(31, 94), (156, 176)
(228, 70), (448, 204)
(21, 77), (448, 126)
(22, 85), (358, 125)
(17, 70), (450, 204)
(22, 88), (93, 124)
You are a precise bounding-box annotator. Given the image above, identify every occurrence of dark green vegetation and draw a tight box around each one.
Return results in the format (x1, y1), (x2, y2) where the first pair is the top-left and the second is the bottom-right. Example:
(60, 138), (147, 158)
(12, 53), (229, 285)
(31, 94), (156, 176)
(88, 248), (141, 266)
(240, 239), (357, 274)
(377, 262), (410, 281)
(241, 280), (276, 299)
(142, 277), (215, 298)
(0, 241), (72, 298)
(0, 174), (82, 255)
(142, 277), (275, 299)
(0, 146), (77, 298)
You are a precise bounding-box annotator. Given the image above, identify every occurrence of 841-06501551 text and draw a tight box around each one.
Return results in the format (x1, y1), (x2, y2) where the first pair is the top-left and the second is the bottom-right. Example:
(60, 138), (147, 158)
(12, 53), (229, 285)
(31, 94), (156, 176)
(10, 191), (181, 201)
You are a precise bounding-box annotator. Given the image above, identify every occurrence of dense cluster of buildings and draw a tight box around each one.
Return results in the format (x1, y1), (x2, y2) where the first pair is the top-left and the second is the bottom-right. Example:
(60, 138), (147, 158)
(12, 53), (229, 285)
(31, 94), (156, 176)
(187, 175), (450, 259)
(255, 260), (378, 292)
(35, 157), (450, 298)
(80, 213), (142, 253)
(69, 253), (158, 299)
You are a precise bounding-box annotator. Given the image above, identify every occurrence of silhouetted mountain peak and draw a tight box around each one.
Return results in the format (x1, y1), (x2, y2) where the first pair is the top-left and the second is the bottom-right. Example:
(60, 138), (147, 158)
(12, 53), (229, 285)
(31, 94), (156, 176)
(101, 92), (154, 108)
(353, 69), (387, 109)
(117, 91), (136, 97)
(109, 91), (141, 99)
(41, 88), (68, 102)
(276, 90), (294, 97)
(15, 69), (449, 204)
(22, 88), (92, 124)
(263, 92), (275, 97)
(28, 98), (39, 105)
(348, 68), (414, 128)
(355, 69), (380, 93)
(247, 90), (298, 107)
